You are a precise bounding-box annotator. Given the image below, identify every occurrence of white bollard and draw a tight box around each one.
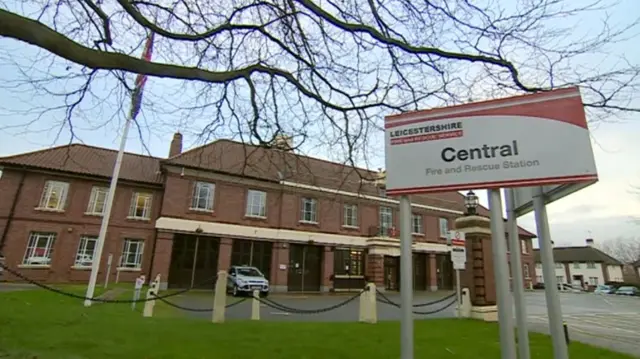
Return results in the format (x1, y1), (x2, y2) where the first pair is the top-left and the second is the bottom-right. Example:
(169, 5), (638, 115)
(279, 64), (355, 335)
(153, 274), (161, 294)
(251, 290), (260, 320)
(358, 286), (367, 322)
(212, 270), (228, 323)
(359, 283), (377, 324)
(142, 281), (158, 318)
(459, 288), (472, 318)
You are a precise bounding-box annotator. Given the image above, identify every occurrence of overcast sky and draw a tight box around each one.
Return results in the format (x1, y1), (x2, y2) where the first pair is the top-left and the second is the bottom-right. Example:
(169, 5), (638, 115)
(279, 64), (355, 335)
(0, 0), (638, 249)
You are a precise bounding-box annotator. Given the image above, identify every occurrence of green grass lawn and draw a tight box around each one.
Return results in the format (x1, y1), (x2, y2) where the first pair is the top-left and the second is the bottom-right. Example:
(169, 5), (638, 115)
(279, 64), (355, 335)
(0, 288), (634, 359)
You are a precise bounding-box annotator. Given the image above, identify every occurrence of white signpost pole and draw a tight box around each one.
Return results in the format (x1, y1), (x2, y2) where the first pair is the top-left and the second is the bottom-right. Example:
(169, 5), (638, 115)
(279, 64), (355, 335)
(505, 188), (530, 359)
(448, 230), (466, 317)
(533, 187), (569, 359)
(399, 195), (414, 359)
(488, 189), (517, 359)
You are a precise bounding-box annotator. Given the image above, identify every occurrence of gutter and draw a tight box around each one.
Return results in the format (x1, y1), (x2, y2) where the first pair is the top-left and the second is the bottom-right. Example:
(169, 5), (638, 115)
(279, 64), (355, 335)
(0, 168), (26, 254)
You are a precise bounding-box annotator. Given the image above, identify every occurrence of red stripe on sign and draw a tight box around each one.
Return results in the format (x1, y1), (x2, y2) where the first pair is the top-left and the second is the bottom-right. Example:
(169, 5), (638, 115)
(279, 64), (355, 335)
(384, 87), (587, 129)
(385, 174), (598, 196)
(452, 240), (465, 246)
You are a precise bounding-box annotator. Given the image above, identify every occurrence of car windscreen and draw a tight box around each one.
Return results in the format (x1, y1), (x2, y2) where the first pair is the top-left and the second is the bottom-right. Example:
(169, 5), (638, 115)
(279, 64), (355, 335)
(237, 268), (262, 277)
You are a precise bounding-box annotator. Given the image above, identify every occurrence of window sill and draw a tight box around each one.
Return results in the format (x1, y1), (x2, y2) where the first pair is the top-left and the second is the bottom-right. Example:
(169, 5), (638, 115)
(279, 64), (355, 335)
(188, 208), (214, 213)
(299, 220), (319, 226)
(126, 216), (150, 222)
(116, 267), (142, 272)
(341, 225), (359, 230)
(245, 215), (267, 220)
(17, 264), (50, 269)
(412, 233), (425, 237)
(71, 265), (92, 270)
(34, 208), (65, 213)
(334, 274), (365, 279)
(84, 212), (103, 217)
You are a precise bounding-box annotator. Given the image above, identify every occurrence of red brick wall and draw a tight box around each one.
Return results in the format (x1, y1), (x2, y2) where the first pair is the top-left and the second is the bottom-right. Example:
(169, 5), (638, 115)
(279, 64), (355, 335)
(0, 168), (160, 283)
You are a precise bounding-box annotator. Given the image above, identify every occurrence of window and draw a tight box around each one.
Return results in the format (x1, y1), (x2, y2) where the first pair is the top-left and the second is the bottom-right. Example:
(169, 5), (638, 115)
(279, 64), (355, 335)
(129, 192), (153, 219)
(22, 232), (56, 265)
(379, 206), (393, 236)
(38, 180), (69, 210)
(555, 263), (563, 269)
(86, 186), (109, 215)
(439, 218), (449, 238)
(334, 248), (365, 276)
(589, 277), (598, 285)
(524, 264), (530, 278)
(587, 262), (596, 269)
(190, 181), (215, 211)
(246, 190), (267, 217)
(411, 214), (423, 234)
(536, 263), (542, 269)
(120, 239), (144, 269)
(300, 197), (318, 223)
(556, 276), (564, 284)
(573, 262), (581, 269)
(521, 240), (528, 254)
(74, 236), (97, 267)
(343, 204), (358, 227)
(536, 276), (543, 283)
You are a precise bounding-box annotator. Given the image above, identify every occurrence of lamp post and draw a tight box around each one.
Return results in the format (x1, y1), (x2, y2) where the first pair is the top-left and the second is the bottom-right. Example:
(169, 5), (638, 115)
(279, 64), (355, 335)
(464, 190), (479, 216)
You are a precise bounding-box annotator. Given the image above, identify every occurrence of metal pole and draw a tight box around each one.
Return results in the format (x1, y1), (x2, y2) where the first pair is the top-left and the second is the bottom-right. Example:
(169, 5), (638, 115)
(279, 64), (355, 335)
(505, 188), (531, 359)
(532, 186), (569, 359)
(84, 114), (134, 307)
(455, 269), (461, 318)
(487, 189), (517, 359)
(399, 195), (414, 359)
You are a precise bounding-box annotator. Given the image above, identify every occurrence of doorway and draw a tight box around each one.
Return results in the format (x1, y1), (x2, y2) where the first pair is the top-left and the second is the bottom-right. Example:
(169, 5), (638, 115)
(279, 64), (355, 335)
(413, 253), (428, 291)
(230, 239), (273, 279)
(287, 244), (323, 292)
(384, 256), (400, 291)
(168, 233), (220, 289)
(436, 253), (454, 290)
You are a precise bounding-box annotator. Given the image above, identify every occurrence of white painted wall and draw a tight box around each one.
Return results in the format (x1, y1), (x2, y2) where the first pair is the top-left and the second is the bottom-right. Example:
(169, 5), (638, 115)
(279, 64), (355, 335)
(567, 262), (605, 285)
(606, 265), (624, 282)
(534, 263), (567, 283)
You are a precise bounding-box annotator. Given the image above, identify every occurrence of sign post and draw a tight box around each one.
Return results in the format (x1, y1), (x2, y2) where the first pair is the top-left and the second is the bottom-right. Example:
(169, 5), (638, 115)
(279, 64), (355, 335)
(384, 87), (598, 359)
(399, 196), (414, 359)
(448, 230), (466, 316)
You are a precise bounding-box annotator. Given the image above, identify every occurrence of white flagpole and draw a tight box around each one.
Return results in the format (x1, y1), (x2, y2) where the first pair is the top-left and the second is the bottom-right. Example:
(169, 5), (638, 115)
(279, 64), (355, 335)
(83, 114), (134, 307)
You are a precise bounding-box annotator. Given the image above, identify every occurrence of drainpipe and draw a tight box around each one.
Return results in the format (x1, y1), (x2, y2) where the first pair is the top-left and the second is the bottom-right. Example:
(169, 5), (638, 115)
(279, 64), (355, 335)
(0, 168), (26, 255)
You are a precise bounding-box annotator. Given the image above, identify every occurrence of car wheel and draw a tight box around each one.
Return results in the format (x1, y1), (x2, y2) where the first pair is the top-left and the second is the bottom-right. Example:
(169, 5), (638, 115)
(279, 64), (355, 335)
(232, 285), (239, 297)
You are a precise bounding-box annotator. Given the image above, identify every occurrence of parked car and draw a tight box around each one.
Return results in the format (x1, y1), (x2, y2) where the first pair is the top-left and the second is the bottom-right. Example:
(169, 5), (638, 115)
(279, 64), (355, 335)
(533, 282), (545, 290)
(614, 286), (639, 296)
(226, 265), (270, 297)
(594, 285), (616, 294)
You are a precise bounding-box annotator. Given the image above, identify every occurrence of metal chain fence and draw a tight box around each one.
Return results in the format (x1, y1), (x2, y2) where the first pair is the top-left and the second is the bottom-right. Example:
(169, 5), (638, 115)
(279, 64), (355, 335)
(375, 289), (458, 315)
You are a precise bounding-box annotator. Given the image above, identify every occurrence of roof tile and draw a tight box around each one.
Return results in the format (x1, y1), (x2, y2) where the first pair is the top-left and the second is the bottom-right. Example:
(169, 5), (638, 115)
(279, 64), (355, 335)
(533, 246), (623, 265)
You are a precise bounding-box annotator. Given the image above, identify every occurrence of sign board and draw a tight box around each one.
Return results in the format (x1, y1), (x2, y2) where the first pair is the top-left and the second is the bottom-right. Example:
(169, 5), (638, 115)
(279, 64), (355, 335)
(383, 87), (598, 195)
(510, 181), (596, 217)
(449, 231), (466, 270)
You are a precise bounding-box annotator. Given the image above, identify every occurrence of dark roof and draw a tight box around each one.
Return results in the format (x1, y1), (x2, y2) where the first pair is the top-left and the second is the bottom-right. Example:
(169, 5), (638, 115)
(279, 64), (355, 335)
(164, 139), (536, 238)
(533, 246), (623, 265)
(632, 259), (640, 267)
(0, 144), (162, 184)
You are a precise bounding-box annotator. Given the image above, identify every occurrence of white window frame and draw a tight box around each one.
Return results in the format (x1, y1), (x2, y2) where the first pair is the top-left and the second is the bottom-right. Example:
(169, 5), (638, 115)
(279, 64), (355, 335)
(128, 192), (153, 220)
(521, 240), (528, 254)
(120, 239), (144, 269)
(38, 180), (69, 211)
(586, 262), (596, 269)
(555, 263), (563, 269)
(190, 181), (215, 212)
(22, 232), (56, 266)
(246, 189), (267, 218)
(439, 218), (449, 238)
(343, 204), (358, 227)
(411, 214), (423, 234)
(556, 276), (564, 284)
(379, 206), (393, 235)
(523, 264), (530, 278)
(74, 236), (98, 268)
(300, 197), (318, 223)
(573, 262), (581, 269)
(589, 277), (598, 285)
(86, 186), (109, 215)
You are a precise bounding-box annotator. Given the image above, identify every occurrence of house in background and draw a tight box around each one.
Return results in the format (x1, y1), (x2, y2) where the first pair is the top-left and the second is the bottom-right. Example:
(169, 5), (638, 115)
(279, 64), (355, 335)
(632, 259), (640, 282)
(533, 238), (624, 288)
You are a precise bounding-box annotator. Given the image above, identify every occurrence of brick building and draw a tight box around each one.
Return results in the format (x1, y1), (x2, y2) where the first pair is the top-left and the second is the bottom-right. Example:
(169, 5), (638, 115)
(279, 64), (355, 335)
(0, 134), (536, 291)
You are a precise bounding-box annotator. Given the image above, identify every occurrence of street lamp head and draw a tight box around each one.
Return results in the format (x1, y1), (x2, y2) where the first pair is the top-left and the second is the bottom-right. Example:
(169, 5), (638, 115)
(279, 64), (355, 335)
(464, 190), (479, 216)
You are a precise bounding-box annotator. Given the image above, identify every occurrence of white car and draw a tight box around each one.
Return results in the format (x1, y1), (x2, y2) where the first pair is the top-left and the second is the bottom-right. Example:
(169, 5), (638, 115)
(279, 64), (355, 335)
(226, 265), (270, 297)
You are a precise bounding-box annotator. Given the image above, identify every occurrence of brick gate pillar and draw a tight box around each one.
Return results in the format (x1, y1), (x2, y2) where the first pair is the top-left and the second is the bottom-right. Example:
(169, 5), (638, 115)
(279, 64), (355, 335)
(366, 253), (385, 290)
(269, 241), (289, 292)
(455, 215), (497, 321)
(428, 253), (437, 291)
(321, 246), (334, 292)
(151, 231), (174, 290)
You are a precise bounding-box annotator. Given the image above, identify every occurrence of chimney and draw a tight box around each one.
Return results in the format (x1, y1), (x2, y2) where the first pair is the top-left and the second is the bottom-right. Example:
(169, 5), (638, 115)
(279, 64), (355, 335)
(272, 135), (293, 151)
(169, 132), (183, 157)
(586, 238), (594, 247)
